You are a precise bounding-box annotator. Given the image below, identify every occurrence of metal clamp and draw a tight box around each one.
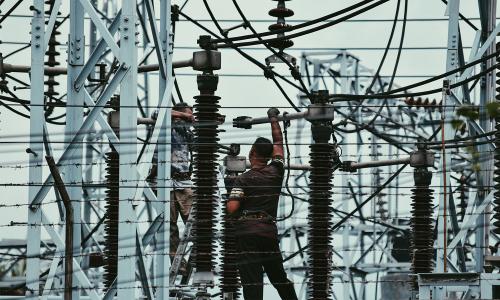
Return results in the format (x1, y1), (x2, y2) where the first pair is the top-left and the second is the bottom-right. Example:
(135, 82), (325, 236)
(409, 144), (435, 168)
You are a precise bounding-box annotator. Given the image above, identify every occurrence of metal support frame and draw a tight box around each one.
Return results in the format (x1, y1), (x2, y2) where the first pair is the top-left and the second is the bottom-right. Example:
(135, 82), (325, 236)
(66, 1), (85, 297)
(156, 0), (173, 298)
(116, 0), (138, 297)
(4, 1), (497, 299)
(22, 0), (176, 298)
(25, 0), (46, 297)
(435, 0), (460, 277)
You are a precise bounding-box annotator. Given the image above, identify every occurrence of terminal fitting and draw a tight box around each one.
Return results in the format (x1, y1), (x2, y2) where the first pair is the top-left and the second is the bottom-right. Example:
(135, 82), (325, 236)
(233, 116), (253, 129)
(307, 90), (334, 122)
(171, 4), (180, 22)
(409, 143), (435, 169)
(308, 90), (334, 143)
(192, 50), (221, 73)
(340, 161), (356, 173)
(197, 73), (219, 95)
(197, 35), (216, 50)
(224, 155), (247, 173)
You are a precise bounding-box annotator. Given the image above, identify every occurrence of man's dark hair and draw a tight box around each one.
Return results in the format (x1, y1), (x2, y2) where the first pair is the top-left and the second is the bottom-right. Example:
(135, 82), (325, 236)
(253, 137), (273, 160)
(173, 102), (192, 112)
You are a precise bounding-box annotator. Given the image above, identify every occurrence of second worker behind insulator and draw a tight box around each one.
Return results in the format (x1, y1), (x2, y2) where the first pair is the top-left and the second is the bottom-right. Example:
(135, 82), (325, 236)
(148, 102), (195, 269)
(226, 107), (298, 300)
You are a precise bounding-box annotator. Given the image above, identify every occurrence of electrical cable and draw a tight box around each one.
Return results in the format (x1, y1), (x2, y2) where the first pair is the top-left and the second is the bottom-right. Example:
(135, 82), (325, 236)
(387, 0), (407, 91)
(387, 49), (500, 95)
(440, 0), (478, 31)
(212, 0), (378, 45)
(179, 9), (308, 103)
(337, 0), (407, 134)
(4, 51), (496, 109)
(197, 2), (302, 111)
(364, 0), (401, 94)
(276, 115), (295, 222)
(1, 4), (495, 292)
(0, 100), (30, 118)
(0, 0), (23, 24)
(330, 62), (498, 101)
(231, 0), (313, 100)
(215, 0), (390, 49)
(2, 47), (496, 111)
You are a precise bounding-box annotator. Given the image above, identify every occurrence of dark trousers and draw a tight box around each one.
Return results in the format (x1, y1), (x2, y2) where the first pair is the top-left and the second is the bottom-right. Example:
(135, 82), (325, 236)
(236, 235), (298, 300)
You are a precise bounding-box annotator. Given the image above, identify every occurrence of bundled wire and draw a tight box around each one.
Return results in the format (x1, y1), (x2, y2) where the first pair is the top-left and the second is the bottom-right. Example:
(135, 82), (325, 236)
(213, 0), (390, 48)
(212, 0), (380, 45)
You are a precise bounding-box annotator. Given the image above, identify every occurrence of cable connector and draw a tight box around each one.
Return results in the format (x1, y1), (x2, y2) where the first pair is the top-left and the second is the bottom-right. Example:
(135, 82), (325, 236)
(442, 79), (451, 95)
(263, 66), (275, 79)
(282, 112), (291, 129)
(339, 161), (356, 173)
(233, 116), (253, 129)
(171, 4), (180, 22)
(290, 65), (301, 80)
(197, 35), (216, 50)
(409, 143), (434, 168)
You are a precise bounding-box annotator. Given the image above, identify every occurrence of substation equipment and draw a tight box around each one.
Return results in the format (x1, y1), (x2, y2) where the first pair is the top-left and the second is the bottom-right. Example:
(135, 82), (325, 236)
(0, 0), (499, 299)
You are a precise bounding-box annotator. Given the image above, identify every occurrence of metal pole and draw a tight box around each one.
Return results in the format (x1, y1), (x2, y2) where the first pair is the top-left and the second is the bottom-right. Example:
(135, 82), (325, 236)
(117, 1), (138, 297)
(476, 0), (497, 273)
(46, 156), (73, 300)
(66, 1), (85, 297)
(436, 0), (460, 276)
(156, 0), (172, 298)
(340, 51), (351, 300)
(83, 0), (97, 272)
(141, 0), (150, 117)
(25, 0), (45, 297)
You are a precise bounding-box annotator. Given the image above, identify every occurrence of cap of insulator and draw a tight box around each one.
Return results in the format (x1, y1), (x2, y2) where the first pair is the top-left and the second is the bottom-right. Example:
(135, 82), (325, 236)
(269, 7), (294, 18)
(268, 23), (291, 31)
(45, 49), (60, 56)
(45, 90), (59, 97)
(268, 39), (294, 50)
(44, 78), (60, 86)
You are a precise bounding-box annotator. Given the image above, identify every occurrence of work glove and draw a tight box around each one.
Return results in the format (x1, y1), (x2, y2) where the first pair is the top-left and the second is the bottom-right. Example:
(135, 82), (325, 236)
(267, 107), (280, 119)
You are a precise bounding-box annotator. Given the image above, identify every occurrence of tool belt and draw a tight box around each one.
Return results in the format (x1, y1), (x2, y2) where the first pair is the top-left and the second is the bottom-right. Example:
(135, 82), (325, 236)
(238, 210), (274, 222)
(172, 172), (191, 181)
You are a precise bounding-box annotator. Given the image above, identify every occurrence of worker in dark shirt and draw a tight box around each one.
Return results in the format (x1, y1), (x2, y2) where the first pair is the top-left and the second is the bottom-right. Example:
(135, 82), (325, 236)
(227, 107), (298, 300)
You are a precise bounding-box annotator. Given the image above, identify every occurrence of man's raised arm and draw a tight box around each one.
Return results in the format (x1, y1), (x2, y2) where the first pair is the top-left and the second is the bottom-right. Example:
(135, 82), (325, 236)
(267, 107), (284, 159)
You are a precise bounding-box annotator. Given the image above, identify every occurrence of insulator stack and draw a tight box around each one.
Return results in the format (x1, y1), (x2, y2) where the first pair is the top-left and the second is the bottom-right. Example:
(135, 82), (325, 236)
(219, 198), (240, 299)
(410, 168), (434, 290)
(44, 0), (61, 100)
(307, 91), (335, 300)
(103, 150), (119, 289)
(493, 42), (500, 234)
(268, 0), (294, 51)
(370, 139), (388, 220)
(405, 97), (441, 111)
(192, 73), (221, 275)
(457, 174), (468, 222)
(375, 170), (388, 221)
(308, 142), (334, 300)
